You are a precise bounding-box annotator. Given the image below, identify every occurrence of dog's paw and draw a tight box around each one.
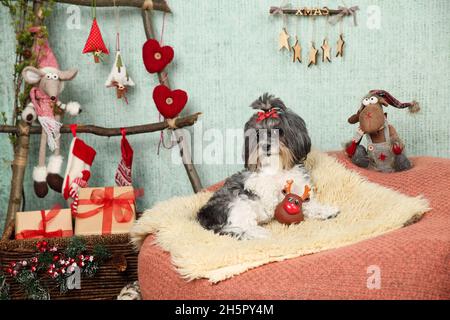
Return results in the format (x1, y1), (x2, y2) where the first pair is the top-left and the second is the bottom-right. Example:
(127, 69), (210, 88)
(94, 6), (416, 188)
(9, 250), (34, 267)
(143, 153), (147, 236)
(324, 206), (340, 219)
(304, 201), (340, 220)
(242, 226), (271, 240)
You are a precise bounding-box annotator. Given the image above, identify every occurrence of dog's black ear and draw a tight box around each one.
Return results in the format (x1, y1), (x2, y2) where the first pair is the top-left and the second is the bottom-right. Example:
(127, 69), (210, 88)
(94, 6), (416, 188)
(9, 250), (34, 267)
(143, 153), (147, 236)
(243, 125), (259, 171)
(250, 93), (287, 111)
(282, 110), (311, 163)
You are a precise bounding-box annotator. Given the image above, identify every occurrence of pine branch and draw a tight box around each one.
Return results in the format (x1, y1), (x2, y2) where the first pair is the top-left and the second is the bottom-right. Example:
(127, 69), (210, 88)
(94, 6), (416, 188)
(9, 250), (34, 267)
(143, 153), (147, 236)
(65, 237), (87, 257)
(0, 272), (10, 300)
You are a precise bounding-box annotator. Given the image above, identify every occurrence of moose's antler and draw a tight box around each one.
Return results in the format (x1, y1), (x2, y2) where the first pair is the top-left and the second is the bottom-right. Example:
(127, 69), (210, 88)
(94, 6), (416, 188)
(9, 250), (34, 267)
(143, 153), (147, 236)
(283, 179), (294, 194)
(301, 185), (311, 201)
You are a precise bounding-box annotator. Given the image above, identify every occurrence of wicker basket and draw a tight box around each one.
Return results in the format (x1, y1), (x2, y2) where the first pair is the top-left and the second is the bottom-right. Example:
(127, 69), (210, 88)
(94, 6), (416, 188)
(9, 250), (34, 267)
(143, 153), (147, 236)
(0, 221), (138, 300)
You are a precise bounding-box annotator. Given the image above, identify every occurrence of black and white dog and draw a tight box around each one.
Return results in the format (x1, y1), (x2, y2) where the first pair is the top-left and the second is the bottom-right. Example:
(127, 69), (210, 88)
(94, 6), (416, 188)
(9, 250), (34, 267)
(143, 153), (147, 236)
(197, 94), (339, 240)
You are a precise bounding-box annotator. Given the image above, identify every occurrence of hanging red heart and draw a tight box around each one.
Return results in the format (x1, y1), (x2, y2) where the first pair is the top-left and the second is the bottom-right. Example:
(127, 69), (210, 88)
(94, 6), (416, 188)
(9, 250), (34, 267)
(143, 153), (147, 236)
(153, 84), (188, 119)
(142, 39), (174, 73)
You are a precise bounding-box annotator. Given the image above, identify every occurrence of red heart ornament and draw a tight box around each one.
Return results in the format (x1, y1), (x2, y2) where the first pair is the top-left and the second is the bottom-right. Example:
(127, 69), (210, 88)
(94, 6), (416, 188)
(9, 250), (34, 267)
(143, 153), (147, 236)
(142, 39), (174, 73)
(153, 85), (188, 119)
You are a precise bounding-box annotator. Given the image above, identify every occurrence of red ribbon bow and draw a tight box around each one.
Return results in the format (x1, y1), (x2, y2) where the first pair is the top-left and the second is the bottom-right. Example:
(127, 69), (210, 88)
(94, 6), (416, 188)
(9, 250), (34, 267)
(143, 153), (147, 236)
(76, 187), (142, 234)
(17, 205), (70, 239)
(256, 109), (279, 122)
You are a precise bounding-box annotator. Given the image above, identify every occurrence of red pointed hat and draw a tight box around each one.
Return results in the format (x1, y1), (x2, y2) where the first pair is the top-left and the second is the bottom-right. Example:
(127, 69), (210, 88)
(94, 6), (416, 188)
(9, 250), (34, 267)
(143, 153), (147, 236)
(82, 18), (109, 55)
(29, 26), (59, 69)
(369, 90), (420, 113)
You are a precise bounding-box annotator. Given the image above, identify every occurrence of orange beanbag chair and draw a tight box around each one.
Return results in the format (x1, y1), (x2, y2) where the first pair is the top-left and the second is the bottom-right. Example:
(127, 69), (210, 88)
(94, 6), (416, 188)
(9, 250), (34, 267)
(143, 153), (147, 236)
(138, 153), (450, 299)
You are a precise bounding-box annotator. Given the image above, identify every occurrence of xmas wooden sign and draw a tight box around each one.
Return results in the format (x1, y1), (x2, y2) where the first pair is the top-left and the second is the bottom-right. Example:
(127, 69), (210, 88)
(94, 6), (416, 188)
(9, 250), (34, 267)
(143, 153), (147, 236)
(294, 7), (330, 16)
(270, 4), (359, 67)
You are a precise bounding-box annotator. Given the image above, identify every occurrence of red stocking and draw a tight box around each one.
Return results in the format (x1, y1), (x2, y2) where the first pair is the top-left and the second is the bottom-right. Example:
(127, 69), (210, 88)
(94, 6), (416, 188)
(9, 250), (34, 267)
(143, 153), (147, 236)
(115, 128), (133, 186)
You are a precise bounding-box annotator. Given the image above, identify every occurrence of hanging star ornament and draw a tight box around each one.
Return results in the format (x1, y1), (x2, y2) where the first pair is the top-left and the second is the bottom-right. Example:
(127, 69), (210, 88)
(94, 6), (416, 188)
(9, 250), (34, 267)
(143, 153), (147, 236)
(292, 38), (302, 63)
(308, 42), (318, 67)
(278, 28), (290, 51)
(336, 34), (345, 58)
(321, 39), (331, 62)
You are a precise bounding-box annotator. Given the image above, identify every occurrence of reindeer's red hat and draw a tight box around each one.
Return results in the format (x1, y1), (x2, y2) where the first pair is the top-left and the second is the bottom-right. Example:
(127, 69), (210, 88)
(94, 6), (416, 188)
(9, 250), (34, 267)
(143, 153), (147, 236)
(369, 90), (420, 113)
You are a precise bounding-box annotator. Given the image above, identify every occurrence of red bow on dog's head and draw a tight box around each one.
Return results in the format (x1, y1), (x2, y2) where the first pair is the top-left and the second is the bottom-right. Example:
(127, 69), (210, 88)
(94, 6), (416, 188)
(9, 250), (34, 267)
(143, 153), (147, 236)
(256, 108), (280, 123)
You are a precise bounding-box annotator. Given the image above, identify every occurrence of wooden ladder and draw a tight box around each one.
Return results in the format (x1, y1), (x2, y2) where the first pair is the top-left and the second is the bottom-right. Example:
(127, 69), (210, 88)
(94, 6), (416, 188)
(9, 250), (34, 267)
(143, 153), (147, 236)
(0, 0), (203, 239)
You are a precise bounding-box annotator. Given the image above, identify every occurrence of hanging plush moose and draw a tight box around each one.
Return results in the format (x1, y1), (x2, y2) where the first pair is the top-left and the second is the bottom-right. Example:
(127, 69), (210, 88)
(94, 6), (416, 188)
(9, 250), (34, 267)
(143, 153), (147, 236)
(345, 90), (419, 173)
(21, 28), (81, 197)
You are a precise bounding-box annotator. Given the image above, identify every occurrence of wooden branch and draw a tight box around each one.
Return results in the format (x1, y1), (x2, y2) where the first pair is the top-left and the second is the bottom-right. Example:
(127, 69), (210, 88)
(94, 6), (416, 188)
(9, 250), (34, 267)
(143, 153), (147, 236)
(142, 9), (203, 193)
(0, 113), (201, 137)
(3, 1), (46, 237)
(5, 125), (31, 238)
(1, 220), (14, 241)
(269, 6), (343, 16)
(54, 0), (171, 12)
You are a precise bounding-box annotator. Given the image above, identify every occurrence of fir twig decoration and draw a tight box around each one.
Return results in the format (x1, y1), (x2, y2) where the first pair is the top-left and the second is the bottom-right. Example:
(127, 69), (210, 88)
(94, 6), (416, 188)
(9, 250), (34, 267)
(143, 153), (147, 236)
(0, 271), (10, 300)
(2, 238), (110, 299)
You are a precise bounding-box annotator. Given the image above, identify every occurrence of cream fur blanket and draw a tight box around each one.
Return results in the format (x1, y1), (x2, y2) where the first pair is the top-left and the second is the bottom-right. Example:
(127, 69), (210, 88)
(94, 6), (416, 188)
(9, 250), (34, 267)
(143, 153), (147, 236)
(130, 151), (429, 283)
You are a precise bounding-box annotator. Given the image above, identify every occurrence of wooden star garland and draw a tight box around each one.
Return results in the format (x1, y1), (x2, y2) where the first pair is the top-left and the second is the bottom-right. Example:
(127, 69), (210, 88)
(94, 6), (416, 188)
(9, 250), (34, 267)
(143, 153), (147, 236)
(321, 39), (331, 62)
(270, 5), (358, 65)
(308, 43), (318, 67)
(336, 34), (345, 57)
(278, 28), (290, 51)
(292, 38), (302, 63)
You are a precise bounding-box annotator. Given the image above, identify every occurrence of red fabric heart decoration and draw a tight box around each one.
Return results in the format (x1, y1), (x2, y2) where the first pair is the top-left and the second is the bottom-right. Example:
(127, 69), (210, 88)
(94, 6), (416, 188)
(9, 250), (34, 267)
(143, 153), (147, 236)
(153, 85), (188, 119)
(142, 39), (174, 73)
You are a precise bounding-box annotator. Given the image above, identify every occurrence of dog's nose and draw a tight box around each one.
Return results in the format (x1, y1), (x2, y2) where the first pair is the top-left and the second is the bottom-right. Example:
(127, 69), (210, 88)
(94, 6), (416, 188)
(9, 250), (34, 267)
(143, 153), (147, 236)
(261, 143), (271, 152)
(50, 96), (56, 101)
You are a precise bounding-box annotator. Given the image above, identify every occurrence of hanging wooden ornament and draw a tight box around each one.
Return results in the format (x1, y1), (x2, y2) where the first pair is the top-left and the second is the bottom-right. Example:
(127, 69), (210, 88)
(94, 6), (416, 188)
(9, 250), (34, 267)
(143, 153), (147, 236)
(330, 5), (359, 58)
(153, 84), (188, 119)
(321, 39), (331, 62)
(142, 39), (174, 73)
(82, 2), (109, 63)
(273, 2), (291, 52)
(336, 34), (345, 57)
(307, 42), (318, 67)
(292, 37), (302, 63)
(307, 17), (318, 67)
(291, 13), (301, 63)
(278, 28), (290, 51)
(269, 4), (359, 64)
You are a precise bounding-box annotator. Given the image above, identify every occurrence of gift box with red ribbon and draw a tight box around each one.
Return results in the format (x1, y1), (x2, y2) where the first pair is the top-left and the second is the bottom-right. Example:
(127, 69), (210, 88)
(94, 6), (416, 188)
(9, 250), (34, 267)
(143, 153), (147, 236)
(15, 206), (73, 240)
(74, 186), (137, 236)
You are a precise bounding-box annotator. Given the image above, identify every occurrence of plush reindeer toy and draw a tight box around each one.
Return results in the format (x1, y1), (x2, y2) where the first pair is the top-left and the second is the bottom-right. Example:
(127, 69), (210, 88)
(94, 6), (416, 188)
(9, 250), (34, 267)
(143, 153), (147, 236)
(21, 33), (81, 198)
(345, 90), (419, 173)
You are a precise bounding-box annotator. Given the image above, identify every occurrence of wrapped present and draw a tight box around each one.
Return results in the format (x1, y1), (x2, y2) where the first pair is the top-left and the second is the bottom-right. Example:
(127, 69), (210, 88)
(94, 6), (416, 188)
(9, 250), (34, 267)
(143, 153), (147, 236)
(15, 206), (73, 240)
(75, 186), (137, 236)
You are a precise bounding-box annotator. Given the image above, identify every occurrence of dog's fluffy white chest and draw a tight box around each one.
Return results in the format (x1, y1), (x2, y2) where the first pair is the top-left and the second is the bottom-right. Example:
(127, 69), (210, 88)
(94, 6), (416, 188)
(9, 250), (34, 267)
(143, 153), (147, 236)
(244, 165), (311, 222)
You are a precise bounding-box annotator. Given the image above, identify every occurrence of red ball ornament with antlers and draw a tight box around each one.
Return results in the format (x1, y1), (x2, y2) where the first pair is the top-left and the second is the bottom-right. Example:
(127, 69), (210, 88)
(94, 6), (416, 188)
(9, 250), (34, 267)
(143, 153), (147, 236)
(275, 179), (310, 225)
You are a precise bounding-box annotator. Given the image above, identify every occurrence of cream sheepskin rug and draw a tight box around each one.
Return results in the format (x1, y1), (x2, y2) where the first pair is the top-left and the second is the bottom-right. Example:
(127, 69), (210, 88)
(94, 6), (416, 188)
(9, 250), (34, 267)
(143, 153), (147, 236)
(130, 151), (429, 283)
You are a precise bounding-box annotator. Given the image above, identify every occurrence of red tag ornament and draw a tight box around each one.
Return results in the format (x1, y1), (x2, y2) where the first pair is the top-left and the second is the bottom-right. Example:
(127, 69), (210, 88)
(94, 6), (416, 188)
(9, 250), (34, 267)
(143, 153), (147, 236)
(153, 84), (188, 119)
(142, 39), (174, 73)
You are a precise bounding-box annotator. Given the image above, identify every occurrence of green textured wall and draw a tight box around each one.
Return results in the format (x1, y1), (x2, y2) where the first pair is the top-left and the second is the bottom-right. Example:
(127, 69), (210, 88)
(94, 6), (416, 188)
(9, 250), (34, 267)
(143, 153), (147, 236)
(1, 0), (449, 234)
